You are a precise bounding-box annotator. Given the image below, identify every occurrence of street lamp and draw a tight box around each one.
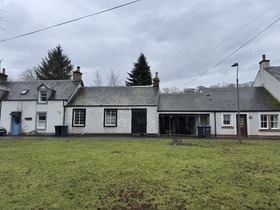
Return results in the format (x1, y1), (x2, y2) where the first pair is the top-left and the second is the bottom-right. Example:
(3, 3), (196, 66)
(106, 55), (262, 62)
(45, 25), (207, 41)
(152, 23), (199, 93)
(231, 63), (241, 143)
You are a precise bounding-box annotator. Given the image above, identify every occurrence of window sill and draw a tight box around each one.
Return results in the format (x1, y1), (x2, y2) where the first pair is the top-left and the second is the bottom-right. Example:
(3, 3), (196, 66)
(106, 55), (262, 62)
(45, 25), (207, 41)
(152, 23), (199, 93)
(259, 129), (280, 132)
(222, 126), (234, 129)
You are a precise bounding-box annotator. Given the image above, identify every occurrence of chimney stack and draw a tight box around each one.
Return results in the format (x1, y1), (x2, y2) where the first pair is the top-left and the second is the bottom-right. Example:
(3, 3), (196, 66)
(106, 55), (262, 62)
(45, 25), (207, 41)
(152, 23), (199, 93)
(73, 66), (83, 81)
(153, 72), (160, 88)
(259, 54), (270, 71)
(0, 68), (8, 82)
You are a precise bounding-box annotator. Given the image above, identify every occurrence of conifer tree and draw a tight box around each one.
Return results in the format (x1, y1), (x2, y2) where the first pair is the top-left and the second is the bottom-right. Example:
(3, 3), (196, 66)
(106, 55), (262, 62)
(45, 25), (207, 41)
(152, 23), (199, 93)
(35, 45), (73, 80)
(125, 53), (152, 86)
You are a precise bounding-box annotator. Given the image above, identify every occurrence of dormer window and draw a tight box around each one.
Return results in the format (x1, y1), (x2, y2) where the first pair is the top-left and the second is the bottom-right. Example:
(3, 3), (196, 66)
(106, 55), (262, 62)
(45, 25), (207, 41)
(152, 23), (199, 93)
(39, 90), (47, 103)
(37, 83), (55, 104)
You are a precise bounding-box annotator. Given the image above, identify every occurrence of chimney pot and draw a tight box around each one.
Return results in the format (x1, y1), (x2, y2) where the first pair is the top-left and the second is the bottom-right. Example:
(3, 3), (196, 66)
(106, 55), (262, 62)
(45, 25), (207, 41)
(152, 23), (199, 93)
(3, 68), (5, 75)
(77, 66), (80, 72)
(262, 54), (266, 61)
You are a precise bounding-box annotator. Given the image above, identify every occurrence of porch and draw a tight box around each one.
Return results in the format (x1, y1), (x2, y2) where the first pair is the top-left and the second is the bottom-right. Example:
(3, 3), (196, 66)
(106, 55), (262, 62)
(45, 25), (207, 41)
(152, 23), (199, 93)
(159, 114), (209, 135)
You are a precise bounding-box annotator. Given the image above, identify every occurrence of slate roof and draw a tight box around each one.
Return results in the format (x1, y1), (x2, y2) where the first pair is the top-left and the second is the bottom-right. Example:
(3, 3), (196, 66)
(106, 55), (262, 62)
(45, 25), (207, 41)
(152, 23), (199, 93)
(264, 66), (280, 81)
(158, 87), (280, 112)
(67, 86), (159, 106)
(0, 80), (81, 101)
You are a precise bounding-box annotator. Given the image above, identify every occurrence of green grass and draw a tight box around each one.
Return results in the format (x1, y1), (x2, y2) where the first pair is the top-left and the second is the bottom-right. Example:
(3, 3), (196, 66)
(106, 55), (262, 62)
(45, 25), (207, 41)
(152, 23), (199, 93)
(0, 139), (280, 209)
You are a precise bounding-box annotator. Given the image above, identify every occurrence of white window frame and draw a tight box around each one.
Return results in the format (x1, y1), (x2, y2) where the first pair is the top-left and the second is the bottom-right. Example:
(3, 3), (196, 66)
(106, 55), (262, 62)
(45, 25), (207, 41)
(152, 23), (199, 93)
(222, 114), (232, 126)
(260, 114), (268, 129)
(73, 109), (86, 127)
(39, 90), (47, 103)
(259, 114), (279, 130)
(104, 109), (117, 127)
(270, 114), (279, 129)
(36, 112), (47, 130)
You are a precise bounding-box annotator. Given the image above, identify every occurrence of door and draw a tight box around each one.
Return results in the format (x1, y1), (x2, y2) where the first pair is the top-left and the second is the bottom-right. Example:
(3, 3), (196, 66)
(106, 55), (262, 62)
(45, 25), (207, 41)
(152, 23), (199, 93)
(236, 114), (247, 137)
(132, 109), (147, 134)
(11, 112), (21, 135)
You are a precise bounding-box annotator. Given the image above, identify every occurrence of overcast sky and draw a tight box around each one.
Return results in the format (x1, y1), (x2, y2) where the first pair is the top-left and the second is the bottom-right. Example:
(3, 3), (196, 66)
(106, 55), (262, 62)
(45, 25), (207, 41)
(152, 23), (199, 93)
(0, 0), (279, 89)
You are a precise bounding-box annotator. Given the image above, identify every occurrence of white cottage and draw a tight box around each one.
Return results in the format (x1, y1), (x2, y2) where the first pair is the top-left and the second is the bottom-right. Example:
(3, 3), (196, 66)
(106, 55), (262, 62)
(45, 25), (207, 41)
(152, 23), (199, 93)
(0, 68), (83, 135)
(157, 55), (280, 138)
(158, 87), (280, 138)
(65, 85), (160, 135)
(1, 55), (280, 138)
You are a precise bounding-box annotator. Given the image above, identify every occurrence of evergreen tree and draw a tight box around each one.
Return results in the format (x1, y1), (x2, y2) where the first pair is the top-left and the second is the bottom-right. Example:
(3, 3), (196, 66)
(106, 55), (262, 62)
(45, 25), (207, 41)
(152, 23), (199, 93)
(35, 45), (73, 80)
(125, 53), (152, 86)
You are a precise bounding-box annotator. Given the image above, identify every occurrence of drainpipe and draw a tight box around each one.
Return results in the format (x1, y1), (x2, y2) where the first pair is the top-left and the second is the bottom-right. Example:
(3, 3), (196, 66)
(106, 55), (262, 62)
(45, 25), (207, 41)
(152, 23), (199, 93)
(214, 111), (217, 138)
(0, 101), (2, 120)
(63, 101), (66, 125)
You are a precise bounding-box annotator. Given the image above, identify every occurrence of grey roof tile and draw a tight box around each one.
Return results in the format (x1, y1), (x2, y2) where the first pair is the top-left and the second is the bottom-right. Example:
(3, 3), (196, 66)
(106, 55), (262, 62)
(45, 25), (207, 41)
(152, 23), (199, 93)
(67, 86), (159, 106)
(264, 66), (280, 81)
(158, 87), (280, 112)
(0, 80), (81, 101)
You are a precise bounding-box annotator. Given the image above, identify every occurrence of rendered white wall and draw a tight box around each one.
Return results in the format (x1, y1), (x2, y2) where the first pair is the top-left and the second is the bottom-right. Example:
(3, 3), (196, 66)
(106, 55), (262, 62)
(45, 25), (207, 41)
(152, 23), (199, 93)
(215, 112), (280, 137)
(0, 100), (64, 134)
(65, 106), (158, 135)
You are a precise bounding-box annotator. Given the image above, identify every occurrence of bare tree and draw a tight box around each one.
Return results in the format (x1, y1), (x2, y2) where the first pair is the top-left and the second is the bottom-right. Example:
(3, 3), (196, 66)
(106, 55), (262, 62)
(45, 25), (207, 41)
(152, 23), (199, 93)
(210, 81), (253, 88)
(210, 82), (235, 88)
(182, 88), (195, 93)
(93, 70), (102, 86)
(240, 81), (253, 87)
(160, 87), (181, 94)
(107, 69), (121, 86)
(18, 68), (37, 81)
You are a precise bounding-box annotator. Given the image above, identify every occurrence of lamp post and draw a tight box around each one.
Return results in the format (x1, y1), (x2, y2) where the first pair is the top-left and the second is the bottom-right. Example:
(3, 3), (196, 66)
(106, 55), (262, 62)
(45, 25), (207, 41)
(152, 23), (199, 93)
(231, 63), (241, 143)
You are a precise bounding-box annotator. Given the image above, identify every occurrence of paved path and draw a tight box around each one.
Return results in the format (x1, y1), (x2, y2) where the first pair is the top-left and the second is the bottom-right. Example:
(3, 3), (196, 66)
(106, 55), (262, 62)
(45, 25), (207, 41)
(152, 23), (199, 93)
(0, 134), (163, 140)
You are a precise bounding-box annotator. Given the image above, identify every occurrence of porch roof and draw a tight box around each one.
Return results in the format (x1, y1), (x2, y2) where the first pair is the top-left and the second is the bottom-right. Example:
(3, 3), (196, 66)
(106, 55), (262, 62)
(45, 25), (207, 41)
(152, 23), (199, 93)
(67, 86), (159, 106)
(158, 87), (280, 112)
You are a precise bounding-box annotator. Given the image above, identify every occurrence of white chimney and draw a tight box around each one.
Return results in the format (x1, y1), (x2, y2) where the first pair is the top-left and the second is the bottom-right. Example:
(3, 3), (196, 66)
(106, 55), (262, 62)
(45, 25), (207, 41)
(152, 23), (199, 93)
(153, 72), (160, 88)
(73, 66), (83, 81)
(259, 54), (270, 71)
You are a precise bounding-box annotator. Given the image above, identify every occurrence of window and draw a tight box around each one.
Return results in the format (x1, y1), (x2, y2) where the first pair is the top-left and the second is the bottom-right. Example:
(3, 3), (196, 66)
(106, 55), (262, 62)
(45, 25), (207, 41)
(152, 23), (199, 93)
(73, 109), (86, 127)
(223, 114), (231, 126)
(260, 114), (279, 129)
(104, 109), (117, 127)
(37, 112), (46, 129)
(260, 114), (268, 129)
(271, 114), (279, 129)
(39, 90), (47, 103)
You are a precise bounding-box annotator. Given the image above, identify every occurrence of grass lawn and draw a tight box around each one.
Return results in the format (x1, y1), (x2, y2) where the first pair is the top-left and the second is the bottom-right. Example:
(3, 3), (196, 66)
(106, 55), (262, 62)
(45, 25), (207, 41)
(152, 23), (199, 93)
(0, 139), (280, 209)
